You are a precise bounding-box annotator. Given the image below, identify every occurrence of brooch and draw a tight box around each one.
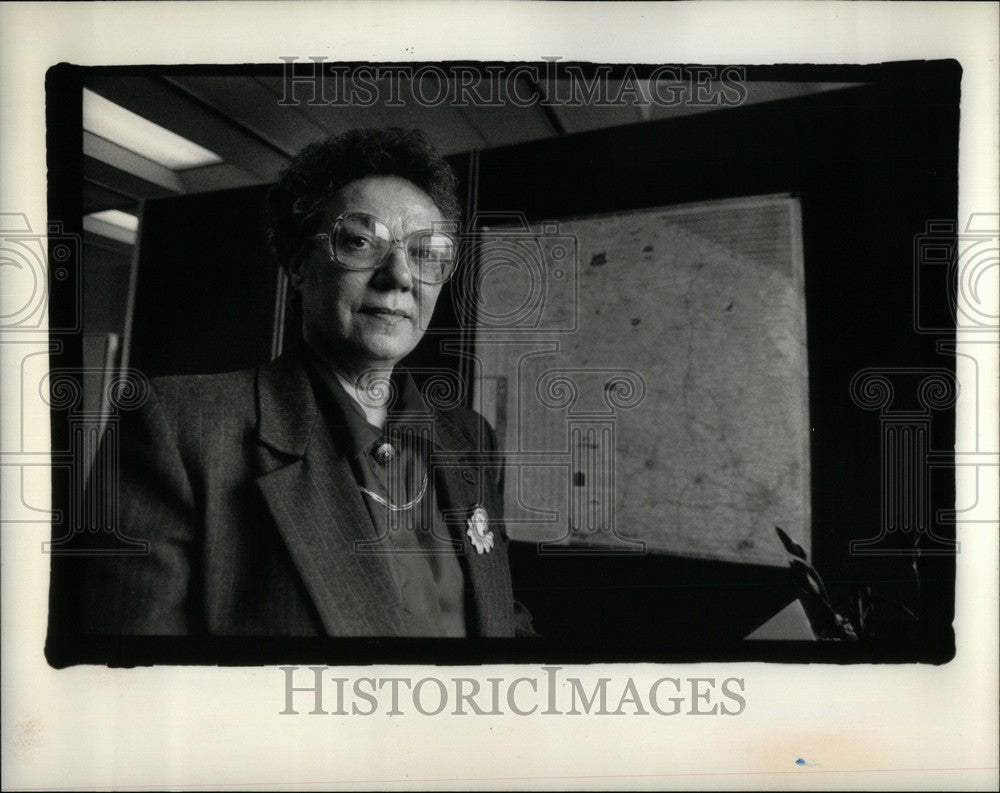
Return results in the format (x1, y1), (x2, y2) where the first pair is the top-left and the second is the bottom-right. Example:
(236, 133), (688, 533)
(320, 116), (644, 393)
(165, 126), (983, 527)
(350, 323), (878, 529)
(466, 505), (494, 555)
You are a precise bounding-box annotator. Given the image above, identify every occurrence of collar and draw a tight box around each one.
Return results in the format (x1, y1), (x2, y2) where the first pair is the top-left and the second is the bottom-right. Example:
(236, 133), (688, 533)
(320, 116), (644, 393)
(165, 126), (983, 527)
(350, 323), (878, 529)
(304, 354), (383, 461)
(258, 347), (464, 460)
(255, 348), (321, 458)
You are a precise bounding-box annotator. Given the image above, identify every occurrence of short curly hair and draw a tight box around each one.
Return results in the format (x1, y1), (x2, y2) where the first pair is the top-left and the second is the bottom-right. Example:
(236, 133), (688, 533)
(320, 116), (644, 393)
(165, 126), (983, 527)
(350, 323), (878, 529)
(265, 127), (462, 272)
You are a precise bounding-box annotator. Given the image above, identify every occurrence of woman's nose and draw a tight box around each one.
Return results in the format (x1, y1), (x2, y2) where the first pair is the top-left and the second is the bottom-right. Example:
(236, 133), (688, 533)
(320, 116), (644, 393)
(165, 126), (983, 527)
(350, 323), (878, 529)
(375, 244), (413, 290)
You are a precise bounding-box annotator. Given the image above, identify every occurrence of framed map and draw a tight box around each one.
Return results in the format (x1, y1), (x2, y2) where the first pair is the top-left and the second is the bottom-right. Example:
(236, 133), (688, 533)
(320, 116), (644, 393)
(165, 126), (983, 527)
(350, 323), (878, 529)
(473, 194), (810, 565)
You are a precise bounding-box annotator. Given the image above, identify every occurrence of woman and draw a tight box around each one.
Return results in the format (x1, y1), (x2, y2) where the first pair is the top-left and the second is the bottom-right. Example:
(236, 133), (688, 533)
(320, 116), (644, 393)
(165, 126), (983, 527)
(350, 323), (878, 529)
(48, 128), (532, 645)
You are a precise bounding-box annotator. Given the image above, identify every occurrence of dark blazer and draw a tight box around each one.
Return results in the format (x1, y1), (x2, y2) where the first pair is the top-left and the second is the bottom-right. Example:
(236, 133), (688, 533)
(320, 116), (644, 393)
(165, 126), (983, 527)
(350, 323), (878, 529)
(48, 350), (521, 638)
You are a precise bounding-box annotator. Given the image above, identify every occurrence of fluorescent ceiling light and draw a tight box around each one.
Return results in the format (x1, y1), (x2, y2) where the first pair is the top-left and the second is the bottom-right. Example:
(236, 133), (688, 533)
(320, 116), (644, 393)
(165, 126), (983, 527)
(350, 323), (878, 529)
(84, 210), (139, 245)
(83, 88), (222, 170)
(87, 209), (139, 231)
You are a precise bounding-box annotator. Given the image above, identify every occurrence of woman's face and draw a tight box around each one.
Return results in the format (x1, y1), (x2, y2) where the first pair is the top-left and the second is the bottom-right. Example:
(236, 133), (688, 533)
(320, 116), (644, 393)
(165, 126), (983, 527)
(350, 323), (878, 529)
(291, 174), (445, 376)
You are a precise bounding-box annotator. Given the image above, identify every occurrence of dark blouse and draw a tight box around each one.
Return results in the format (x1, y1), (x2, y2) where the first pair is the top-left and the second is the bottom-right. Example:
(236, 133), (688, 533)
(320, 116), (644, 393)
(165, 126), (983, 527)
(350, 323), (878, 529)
(305, 355), (467, 637)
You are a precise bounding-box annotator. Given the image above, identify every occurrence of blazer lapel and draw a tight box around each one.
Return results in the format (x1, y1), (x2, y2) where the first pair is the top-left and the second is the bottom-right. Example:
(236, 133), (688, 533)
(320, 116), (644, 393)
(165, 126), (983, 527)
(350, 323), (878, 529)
(433, 412), (515, 638)
(253, 352), (405, 636)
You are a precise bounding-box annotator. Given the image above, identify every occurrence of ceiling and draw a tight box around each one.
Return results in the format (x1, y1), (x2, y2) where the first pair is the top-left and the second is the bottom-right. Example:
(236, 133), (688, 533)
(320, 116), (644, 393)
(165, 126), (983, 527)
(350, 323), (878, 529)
(81, 71), (861, 240)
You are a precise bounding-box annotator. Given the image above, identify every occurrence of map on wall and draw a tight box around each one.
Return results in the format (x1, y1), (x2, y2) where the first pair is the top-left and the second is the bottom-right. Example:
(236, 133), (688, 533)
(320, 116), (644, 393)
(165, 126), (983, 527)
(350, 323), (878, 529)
(472, 194), (810, 566)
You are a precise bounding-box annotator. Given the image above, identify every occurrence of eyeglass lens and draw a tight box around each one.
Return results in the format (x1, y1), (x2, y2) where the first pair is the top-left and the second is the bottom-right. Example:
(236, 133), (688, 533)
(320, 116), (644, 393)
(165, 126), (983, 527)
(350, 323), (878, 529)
(333, 213), (456, 282)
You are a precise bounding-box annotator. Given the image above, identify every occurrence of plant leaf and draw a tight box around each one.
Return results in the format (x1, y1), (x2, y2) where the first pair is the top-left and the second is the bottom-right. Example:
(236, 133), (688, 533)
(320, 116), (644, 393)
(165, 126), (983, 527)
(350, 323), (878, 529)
(775, 526), (807, 560)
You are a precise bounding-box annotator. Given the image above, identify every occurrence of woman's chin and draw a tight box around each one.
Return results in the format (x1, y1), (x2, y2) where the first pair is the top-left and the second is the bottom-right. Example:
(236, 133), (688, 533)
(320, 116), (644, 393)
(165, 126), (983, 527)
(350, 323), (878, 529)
(353, 331), (417, 367)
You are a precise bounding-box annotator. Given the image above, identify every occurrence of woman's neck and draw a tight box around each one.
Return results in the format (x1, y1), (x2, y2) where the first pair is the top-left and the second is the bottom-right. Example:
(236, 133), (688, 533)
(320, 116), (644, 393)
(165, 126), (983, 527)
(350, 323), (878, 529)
(332, 369), (390, 429)
(306, 344), (394, 428)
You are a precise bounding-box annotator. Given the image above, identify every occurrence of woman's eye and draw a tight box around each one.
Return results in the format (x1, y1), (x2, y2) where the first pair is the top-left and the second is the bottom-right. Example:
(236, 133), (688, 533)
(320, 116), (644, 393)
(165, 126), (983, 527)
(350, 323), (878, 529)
(345, 235), (371, 250)
(411, 235), (454, 262)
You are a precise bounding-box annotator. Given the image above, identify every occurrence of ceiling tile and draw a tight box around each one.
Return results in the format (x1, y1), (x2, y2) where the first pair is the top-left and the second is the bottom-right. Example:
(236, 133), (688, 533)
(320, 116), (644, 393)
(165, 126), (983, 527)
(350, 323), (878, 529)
(166, 75), (328, 156)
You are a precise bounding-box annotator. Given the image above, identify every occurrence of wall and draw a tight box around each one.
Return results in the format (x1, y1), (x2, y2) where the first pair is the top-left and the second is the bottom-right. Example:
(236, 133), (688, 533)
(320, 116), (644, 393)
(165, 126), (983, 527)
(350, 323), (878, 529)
(471, 63), (959, 653)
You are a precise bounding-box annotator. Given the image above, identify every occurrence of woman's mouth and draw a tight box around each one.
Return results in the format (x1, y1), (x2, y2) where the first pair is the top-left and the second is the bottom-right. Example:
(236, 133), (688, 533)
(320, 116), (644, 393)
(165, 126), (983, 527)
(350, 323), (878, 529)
(359, 306), (411, 322)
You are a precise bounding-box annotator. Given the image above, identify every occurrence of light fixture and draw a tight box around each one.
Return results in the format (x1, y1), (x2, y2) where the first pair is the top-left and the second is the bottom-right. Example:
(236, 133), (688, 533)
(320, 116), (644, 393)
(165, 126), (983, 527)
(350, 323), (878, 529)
(83, 209), (140, 245)
(83, 88), (222, 170)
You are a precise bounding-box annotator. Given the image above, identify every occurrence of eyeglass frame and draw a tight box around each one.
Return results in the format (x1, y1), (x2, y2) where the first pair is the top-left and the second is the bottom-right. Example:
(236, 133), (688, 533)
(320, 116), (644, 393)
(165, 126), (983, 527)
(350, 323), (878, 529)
(310, 212), (460, 284)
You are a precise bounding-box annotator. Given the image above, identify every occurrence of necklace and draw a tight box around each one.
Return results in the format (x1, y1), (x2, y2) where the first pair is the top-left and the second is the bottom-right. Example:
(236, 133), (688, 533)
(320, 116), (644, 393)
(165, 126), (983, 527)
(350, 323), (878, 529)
(360, 473), (428, 512)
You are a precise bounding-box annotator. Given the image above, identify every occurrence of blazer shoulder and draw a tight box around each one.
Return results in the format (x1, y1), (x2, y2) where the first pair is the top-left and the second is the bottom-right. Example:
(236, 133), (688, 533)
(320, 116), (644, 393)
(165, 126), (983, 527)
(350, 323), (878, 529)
(439, 405), (497, 452)
(148, 367), (258, 422)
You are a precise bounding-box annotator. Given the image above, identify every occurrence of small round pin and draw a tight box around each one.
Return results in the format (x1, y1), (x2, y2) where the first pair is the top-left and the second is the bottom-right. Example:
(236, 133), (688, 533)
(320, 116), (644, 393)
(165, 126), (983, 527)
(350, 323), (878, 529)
(374, 442), (395, 465)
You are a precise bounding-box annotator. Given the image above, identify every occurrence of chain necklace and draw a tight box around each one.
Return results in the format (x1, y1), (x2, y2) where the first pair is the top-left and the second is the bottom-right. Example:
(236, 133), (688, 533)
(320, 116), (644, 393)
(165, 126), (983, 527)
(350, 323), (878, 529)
(359, 473), (428, 512)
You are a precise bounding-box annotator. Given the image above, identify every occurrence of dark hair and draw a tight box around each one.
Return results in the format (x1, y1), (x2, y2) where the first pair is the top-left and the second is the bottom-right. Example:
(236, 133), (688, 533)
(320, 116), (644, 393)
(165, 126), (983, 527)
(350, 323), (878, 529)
(266, 127), (462, 272)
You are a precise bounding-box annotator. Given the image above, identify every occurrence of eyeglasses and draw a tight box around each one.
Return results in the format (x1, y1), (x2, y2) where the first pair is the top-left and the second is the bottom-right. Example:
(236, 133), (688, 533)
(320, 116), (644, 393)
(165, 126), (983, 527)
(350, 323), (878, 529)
(311, 212), (458, 284)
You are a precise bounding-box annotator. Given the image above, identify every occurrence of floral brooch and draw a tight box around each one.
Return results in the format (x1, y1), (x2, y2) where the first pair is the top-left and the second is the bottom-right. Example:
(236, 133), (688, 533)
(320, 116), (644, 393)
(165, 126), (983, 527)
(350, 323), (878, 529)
(466, 505), (494, 555)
